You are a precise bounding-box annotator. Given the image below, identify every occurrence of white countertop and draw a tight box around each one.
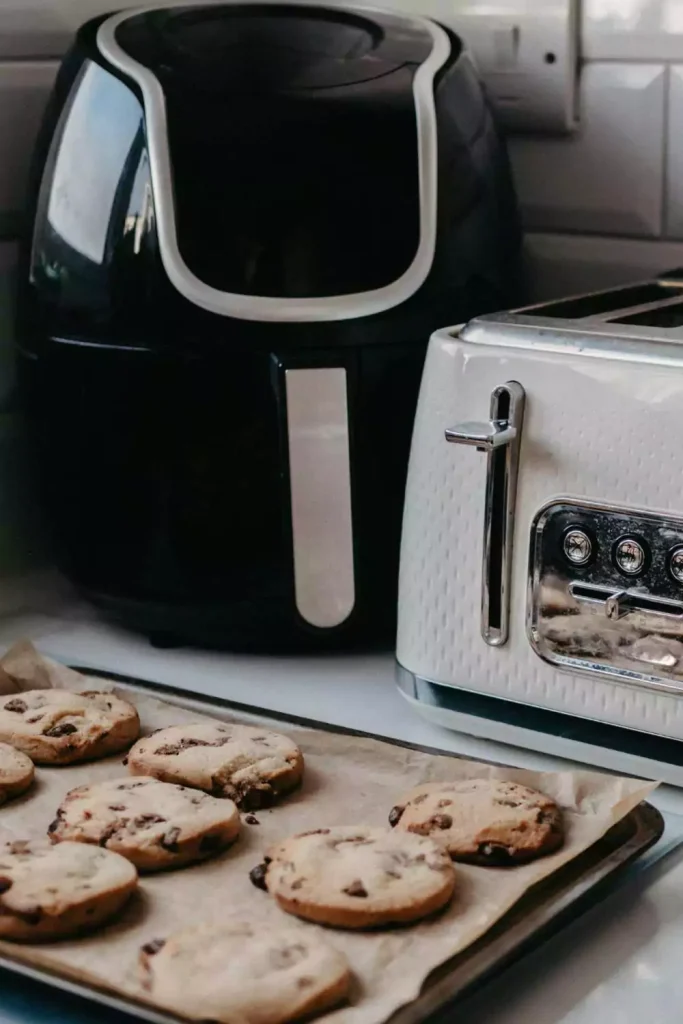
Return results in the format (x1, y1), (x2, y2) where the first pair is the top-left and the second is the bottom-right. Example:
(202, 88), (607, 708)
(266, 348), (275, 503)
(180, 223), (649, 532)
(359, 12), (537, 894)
(1, 604), (683, 1024)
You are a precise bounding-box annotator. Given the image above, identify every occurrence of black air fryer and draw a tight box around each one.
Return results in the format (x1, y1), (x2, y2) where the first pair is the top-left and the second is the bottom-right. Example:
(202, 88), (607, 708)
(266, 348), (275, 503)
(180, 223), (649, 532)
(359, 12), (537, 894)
(17, 3), (522, 652)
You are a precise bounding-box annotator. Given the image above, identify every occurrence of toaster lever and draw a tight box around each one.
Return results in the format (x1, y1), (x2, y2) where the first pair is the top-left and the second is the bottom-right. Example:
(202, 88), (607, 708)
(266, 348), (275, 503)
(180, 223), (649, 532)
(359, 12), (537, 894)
(444, 419), (517, 451)
(570, 582), (683, 620)
(445, 382), (525, 647)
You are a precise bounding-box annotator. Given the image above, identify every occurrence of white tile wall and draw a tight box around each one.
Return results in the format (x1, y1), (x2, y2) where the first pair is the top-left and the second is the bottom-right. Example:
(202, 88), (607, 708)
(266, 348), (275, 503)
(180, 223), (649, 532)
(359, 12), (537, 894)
(666, 66), (683, 240)
(509, 62), (667, 237)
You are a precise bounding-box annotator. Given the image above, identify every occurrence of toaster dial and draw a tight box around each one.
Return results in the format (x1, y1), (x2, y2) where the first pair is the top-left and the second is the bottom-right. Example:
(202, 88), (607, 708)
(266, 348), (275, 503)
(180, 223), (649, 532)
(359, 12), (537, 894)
(529, 501), (683, 694)
(562, 528), (593, 566)
(669, 546), (683, 584)
(613, 536), (648, 577)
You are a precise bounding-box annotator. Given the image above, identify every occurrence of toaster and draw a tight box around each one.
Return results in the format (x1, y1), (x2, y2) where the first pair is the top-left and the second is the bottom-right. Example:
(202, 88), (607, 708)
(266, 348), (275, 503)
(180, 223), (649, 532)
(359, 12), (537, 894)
(397, 269), (683, 784)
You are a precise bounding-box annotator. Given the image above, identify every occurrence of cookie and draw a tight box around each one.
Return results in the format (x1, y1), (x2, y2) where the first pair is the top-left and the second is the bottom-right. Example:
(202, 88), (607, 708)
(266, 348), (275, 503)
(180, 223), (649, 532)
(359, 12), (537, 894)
(49, 777), (241, 872)
(390, 779), (564, 866)
(0, 839), (137, 942)
(139, 920), (350, 1024)
(250, 825), (455, 929)
(0, 689), (140, 765)
(127, 722), (303, 809)
(0, 743), (34, 805)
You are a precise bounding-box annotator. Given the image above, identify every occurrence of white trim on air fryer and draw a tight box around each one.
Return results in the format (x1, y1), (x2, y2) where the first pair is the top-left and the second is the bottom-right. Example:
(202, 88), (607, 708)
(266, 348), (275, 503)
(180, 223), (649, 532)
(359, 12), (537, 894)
(96, 1), (450, 323)
(285, 367), (355, 628)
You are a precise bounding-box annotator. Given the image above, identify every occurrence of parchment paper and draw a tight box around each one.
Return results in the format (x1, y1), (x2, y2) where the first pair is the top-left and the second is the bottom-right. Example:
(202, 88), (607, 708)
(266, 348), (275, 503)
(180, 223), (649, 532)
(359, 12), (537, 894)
(0, 641), (658, 1024)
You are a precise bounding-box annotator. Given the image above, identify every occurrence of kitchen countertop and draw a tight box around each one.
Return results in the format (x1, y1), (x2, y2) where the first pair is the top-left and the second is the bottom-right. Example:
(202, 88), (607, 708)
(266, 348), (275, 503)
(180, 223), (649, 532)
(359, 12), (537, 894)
(1, 605), (683, 1024)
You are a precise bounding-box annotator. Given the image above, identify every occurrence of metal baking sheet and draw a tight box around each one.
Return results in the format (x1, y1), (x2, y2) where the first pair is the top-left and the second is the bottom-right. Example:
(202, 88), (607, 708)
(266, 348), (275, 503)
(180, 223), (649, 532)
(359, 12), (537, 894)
(0, 668), (666, 1024)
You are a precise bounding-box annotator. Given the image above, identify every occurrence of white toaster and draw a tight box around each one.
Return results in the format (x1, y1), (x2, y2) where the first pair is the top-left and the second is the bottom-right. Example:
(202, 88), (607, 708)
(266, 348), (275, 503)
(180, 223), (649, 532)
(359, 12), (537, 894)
(397, 269), (683, 783)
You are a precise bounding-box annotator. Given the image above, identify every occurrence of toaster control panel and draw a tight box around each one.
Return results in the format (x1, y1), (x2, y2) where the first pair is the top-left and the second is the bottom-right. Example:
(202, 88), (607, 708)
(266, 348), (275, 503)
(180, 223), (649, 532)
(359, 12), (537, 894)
(528, 500), (683, 694)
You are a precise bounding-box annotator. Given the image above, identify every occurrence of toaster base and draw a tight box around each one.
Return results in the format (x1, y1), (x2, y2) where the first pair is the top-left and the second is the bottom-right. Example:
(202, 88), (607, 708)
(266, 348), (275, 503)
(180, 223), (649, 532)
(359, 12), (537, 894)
(397, 666), (683, 786)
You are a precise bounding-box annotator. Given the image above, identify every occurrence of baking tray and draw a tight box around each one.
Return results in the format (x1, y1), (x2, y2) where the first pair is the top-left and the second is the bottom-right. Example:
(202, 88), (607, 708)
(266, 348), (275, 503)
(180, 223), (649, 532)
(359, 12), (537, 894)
(0, 668), (666, 1024)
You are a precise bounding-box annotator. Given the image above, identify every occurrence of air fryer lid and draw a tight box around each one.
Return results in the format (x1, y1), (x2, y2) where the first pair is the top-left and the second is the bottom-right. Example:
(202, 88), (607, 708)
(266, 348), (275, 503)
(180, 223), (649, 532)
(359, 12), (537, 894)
(97, 4), (452, 320)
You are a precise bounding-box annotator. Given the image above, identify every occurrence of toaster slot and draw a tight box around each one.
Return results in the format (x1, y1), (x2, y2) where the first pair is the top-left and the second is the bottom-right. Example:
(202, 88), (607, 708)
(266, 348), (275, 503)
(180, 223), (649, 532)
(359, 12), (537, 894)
(610, 300), (683, 328)
(445, 381), (525, 646)
(516, 282), (681, 320)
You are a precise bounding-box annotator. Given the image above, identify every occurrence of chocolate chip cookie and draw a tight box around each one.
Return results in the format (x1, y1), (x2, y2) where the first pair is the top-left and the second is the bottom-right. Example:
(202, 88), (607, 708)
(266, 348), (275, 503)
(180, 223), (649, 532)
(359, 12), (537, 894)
(0, 743), (34, 805)
(139, 920), (351, 1024)
(0, 839), (137, 942)
(0, 690), (140, 765)
(250, 826), (456, 928)
(127, 722), (304, 809)
(49, 776), (241, 872)
(390, 779), (564, 866)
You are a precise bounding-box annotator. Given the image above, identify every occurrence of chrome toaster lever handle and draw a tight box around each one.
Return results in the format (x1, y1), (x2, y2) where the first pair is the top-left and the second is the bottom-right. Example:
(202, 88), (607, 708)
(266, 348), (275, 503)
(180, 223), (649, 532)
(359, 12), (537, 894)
(570, 581), (683, 620)
(444, 382), (526, 648)
(445, 419), (517, 451)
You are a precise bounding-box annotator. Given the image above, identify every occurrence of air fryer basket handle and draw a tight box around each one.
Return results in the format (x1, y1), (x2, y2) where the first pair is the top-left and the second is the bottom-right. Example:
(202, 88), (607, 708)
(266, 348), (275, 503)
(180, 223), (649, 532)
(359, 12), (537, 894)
(278, 361), (355, 630)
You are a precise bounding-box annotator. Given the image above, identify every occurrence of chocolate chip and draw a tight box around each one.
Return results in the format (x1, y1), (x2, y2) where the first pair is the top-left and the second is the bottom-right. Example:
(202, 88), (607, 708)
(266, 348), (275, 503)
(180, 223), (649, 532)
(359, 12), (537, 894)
(199, 834), (224, 855)
(269, 945), (307, 970)
(413, 793), (429, 805)
(3, 699), (27, 713)
(0, 877), (12, 894)
(297, 829), (330, 837)
(250, 862), (269, 891)
(108, 805), (126, 812)
(142, 938), (166, 956)
(160, 827), (181, 852)
(537, 809), (557, 826)
(99, 822), (121, 847)
(44, 722), (77, 738)
(122, 757), (129, 766)
(83, 810), (92, 820)
(496, 799), (521, 808)
(477, 842), (515, 865)
(291, 878), (305, 890)
(26, 714), (44, 724)
(155, 737), (228, 756)
(388, 806), (404, 827)
(409, 813), (452, 835)
(437, 799), (452, 808)
(47, 819), (60, 835)
(432, 813), (452, 830)
(244, 814), (259, 825)
(134, 814), (167, 829)
(343, 880), (368, 898)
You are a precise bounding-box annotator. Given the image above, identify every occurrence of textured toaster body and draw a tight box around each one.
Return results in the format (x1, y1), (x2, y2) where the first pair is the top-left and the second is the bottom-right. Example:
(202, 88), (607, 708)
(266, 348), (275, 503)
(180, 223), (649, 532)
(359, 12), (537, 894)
(397, 320), (683, 739)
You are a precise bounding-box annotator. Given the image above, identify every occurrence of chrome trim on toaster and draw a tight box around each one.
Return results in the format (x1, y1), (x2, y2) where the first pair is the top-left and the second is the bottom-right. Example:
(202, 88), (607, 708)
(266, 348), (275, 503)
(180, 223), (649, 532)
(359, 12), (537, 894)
(446, 381), (525, 647)
(285, 367), (355, 629)
(96, 2), (451, 323)
(527, 497), (683, 698)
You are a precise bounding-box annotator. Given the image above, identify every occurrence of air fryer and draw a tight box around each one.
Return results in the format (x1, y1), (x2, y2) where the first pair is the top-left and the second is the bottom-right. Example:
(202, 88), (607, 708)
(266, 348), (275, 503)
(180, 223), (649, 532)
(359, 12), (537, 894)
(16, 3), (523, 652)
